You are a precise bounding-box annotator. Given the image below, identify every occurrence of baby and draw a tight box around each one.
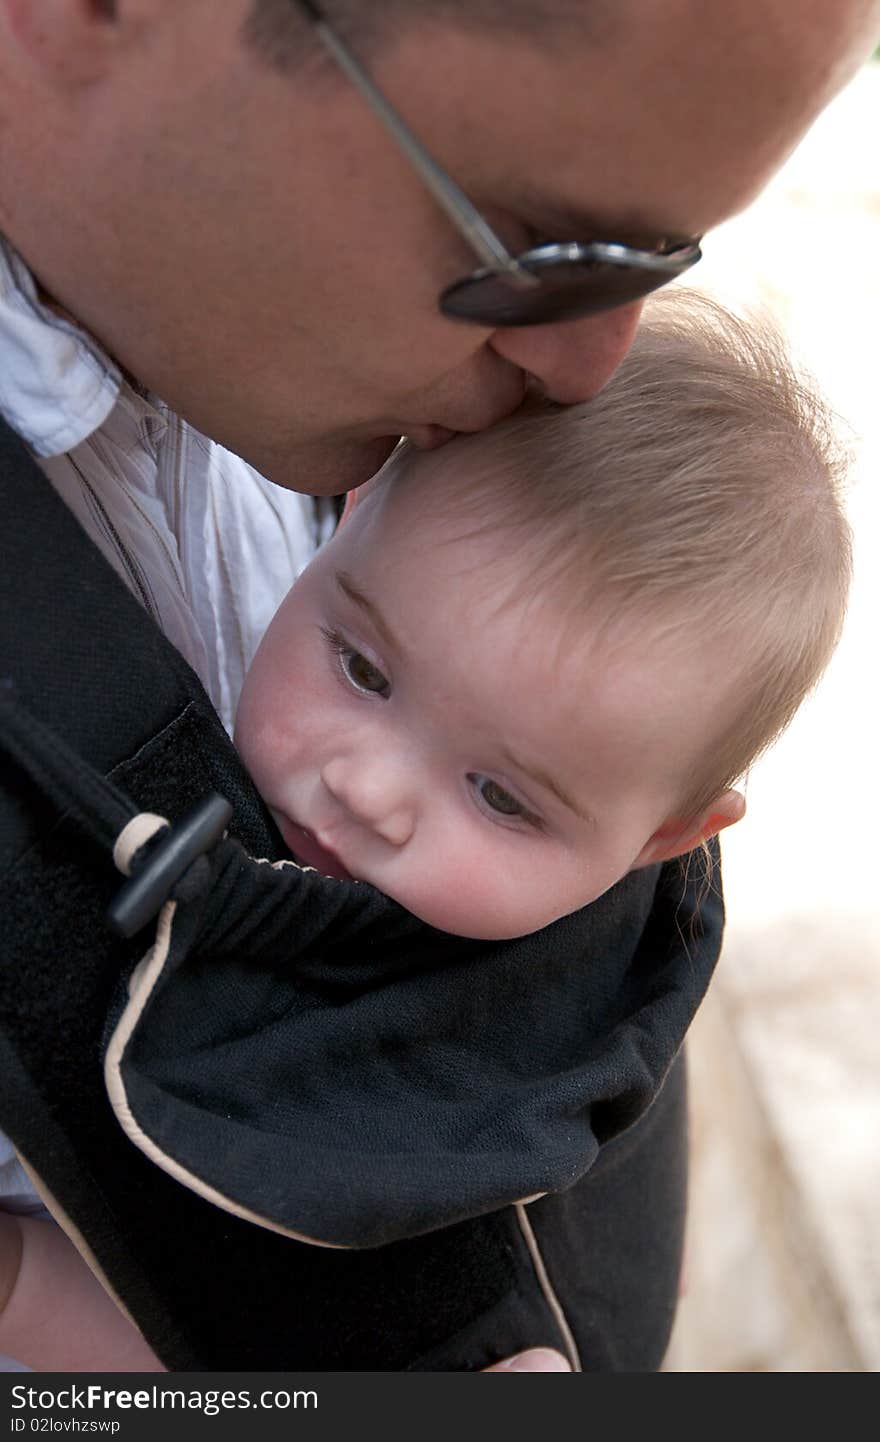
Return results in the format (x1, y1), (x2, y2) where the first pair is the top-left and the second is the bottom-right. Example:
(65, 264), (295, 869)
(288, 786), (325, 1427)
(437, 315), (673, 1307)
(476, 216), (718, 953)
(0, 292), (850, 1369)
(235, 291), (851, 940)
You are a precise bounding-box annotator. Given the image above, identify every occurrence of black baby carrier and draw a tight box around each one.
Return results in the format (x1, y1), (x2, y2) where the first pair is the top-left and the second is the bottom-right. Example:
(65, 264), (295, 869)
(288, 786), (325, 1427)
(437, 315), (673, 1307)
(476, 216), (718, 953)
(0, 416), (720, 1370)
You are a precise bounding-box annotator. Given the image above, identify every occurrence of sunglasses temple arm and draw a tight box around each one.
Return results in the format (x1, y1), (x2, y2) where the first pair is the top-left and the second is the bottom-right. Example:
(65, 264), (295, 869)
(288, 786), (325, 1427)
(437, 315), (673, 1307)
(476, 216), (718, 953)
(298, 2), (539, 288)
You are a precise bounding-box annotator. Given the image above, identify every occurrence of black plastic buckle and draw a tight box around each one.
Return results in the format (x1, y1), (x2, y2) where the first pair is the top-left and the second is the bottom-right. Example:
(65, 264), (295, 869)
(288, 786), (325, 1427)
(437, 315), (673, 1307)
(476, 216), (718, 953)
(106, 793), (233, 938)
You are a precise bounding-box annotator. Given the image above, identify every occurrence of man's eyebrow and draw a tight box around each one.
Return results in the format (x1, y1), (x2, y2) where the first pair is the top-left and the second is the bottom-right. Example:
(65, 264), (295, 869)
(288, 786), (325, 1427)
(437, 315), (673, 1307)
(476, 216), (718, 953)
(335, 570), (401, 653)
(499, 743), (595, 826)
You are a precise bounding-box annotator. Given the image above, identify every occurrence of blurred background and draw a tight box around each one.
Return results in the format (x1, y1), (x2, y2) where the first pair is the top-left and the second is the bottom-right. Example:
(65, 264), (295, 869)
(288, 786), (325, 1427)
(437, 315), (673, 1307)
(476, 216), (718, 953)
(663, 58), (880, 1371)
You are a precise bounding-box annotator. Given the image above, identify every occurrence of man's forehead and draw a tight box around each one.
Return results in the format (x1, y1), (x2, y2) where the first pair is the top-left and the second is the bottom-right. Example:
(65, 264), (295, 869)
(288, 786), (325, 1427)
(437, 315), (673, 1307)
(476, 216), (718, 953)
(381, 0), (873, 246)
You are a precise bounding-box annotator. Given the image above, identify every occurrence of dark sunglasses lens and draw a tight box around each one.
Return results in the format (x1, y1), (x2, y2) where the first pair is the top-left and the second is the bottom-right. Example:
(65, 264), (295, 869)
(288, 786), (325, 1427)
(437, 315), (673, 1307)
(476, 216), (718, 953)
(440, 257), (683, 327)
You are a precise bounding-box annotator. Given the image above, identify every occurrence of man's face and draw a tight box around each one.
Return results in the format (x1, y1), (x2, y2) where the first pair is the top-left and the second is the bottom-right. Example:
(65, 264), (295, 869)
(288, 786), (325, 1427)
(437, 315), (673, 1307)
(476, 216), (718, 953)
(8, 1), (870, 493)
(234, 470), (732, 939)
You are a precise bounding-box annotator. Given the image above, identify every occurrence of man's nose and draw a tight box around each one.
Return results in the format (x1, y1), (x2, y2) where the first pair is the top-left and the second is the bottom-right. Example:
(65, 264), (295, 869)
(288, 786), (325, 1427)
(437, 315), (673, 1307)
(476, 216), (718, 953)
(321, 756), (415, 847)
(488, 299), (645, 404)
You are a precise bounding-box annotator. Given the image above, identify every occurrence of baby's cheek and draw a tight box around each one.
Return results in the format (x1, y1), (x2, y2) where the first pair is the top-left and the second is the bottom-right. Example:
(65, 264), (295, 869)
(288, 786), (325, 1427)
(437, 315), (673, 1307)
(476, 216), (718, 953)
(238, 646), (318, 775)
(400, 845), (544, 941)
(236, 697), (298, 803)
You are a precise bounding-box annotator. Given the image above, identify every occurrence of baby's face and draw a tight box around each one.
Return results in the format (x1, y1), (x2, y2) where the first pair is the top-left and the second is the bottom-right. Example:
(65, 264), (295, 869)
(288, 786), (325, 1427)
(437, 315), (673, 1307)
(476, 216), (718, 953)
(236, 477), (729, 939)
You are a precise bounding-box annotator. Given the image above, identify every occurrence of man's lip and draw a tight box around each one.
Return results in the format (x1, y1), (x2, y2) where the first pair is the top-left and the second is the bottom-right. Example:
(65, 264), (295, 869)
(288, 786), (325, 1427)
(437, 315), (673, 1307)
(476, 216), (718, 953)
(404, 393), (528, 452)
(277, 817), (353, 882)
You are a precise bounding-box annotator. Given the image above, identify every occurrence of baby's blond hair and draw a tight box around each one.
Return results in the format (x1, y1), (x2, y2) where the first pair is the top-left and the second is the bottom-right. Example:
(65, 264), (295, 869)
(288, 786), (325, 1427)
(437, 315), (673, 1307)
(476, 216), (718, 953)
(391, 290), (852, 822)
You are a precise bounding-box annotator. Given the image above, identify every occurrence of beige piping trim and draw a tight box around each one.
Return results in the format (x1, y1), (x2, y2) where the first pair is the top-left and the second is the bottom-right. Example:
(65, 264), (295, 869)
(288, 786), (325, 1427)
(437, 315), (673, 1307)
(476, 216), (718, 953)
(251, 855), (360, 884)
(103, 900), (352, 1250)
(514, 1201), (583, 1372)
(112, 812), (168, 875)
(16, 1154), (141, 1333)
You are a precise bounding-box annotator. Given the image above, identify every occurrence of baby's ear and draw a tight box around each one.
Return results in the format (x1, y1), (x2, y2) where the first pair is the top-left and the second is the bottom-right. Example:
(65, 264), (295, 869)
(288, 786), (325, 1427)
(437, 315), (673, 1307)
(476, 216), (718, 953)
(340, 467), (388, 524)
(339, 490), (358, 526)
(632, 789), (746, 868)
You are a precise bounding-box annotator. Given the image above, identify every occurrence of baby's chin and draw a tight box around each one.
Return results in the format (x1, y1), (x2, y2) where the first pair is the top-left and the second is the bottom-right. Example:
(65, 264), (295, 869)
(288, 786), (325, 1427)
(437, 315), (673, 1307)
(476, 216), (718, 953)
(414, 910), (574, 941)
(274, 826), (586, 938)
(376, 880), (576, 941)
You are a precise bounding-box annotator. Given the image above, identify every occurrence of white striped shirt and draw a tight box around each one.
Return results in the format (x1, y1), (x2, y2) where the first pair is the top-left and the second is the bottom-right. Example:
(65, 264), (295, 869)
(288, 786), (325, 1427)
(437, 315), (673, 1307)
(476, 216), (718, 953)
(0, 235), (335, 735)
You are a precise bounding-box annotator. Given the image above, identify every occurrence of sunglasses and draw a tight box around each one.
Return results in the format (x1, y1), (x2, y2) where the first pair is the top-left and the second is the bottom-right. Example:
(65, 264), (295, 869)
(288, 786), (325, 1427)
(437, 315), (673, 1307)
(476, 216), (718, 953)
(294, 1), (701, 327)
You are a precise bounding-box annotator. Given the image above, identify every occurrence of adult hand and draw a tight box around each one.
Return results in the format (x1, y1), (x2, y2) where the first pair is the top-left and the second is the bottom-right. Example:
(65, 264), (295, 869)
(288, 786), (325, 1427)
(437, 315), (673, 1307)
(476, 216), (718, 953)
(482, 1349), (571, 1372)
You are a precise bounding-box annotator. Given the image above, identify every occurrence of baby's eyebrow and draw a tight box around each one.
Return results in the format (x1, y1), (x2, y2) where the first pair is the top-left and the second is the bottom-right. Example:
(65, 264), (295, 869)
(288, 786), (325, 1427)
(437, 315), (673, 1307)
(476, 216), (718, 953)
(335, 570), (400, 654)
(499, 743), (595, 826)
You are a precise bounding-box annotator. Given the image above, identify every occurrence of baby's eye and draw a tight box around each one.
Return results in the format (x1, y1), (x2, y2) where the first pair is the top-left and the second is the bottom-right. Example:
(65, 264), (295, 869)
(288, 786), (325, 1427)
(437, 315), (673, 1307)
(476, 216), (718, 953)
(343, 649), (390, 698)
(469, 773), (533, 822)
(322, 626), (391, 698)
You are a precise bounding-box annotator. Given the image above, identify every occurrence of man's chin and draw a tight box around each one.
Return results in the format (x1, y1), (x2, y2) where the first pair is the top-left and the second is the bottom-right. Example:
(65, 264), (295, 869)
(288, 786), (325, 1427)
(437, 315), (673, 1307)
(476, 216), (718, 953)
(251, 434), (400, 496)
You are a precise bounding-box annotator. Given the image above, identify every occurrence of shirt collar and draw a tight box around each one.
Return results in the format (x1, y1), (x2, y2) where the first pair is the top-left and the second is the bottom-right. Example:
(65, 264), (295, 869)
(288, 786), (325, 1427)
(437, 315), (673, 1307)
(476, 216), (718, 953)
(0, 235), (122, 457)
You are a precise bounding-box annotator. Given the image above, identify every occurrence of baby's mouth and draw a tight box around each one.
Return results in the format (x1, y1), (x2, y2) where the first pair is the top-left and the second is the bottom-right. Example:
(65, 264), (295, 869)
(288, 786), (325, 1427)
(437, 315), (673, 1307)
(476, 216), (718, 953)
(278, 817), (353, 882)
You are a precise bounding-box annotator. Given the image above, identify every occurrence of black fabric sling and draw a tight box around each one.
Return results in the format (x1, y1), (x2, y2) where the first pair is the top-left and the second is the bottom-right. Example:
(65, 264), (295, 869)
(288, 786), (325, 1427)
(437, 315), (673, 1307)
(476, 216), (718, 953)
(0, 415), (720, 1369)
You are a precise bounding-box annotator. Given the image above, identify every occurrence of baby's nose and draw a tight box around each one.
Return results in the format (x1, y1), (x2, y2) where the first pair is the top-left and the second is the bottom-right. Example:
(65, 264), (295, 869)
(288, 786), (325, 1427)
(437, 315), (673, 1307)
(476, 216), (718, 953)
(321, 756), (415, 847)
